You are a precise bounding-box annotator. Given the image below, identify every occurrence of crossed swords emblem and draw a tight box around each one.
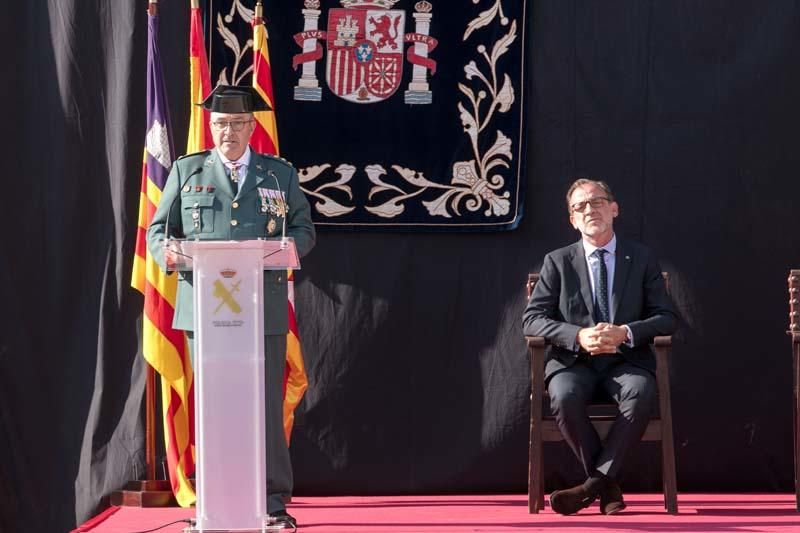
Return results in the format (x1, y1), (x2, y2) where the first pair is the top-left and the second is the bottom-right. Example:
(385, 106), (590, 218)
(213, 279), (242, 314)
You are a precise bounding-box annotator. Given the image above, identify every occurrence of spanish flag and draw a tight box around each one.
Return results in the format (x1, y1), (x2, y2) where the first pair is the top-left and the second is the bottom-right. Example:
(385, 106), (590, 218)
(188, 0), (213, 155)
(252, 1), (308, 443)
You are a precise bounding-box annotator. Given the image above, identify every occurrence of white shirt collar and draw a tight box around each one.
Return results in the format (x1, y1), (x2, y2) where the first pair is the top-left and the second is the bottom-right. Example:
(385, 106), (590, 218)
(583, 234), (617, 258)
(217, 145), (252, 169)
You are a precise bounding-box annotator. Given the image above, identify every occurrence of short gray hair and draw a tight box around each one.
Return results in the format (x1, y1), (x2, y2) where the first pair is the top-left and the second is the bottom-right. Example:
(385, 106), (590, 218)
(565, 178), (615, 213)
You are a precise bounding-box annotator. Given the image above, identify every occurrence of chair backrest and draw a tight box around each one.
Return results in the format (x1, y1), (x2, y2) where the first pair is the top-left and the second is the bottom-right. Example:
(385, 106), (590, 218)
(526, 273), (539, 299)
(526, 271), (670, 299)
(789, 269), (800, 334)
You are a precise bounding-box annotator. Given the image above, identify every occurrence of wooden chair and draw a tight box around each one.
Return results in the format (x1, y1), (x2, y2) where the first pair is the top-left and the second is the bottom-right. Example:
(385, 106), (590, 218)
(787, 270), (800, 512)
(525, 272), (678, 514)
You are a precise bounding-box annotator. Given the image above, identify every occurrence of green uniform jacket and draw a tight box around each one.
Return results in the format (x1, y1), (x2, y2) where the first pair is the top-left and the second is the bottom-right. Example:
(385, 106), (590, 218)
(146, 148), (316, 334)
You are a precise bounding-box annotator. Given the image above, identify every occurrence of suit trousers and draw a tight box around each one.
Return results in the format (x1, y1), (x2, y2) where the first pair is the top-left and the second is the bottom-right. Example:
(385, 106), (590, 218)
(546, 358), (656, 480)
(187, 332), (293, 513)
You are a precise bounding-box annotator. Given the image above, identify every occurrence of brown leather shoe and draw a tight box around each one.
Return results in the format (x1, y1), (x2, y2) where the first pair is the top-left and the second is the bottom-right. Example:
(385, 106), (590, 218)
(600, 481), (626, 515)
(549, 484), (597, 515)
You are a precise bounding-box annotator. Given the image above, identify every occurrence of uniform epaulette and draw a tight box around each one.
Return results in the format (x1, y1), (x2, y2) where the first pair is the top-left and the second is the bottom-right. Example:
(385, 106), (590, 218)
(262, 152), (294, 169)
(176, 150), (211, 161)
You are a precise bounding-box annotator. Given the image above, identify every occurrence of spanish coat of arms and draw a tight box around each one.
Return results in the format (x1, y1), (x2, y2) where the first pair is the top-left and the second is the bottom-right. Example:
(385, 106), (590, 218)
(293, 0), (438, 104)
(206, 0), (527, 230)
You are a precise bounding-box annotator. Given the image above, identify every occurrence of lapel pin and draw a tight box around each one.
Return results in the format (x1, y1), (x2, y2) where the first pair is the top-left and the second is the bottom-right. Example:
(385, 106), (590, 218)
(256, 164), (263, 171)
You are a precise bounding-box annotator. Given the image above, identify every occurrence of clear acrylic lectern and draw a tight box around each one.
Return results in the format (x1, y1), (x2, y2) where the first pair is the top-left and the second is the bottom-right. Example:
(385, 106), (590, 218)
(166, 238), (299, 533)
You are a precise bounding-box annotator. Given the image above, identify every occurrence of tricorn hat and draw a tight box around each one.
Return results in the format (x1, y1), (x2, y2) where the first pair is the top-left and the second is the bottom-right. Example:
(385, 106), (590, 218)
(200, 85), (271, 113)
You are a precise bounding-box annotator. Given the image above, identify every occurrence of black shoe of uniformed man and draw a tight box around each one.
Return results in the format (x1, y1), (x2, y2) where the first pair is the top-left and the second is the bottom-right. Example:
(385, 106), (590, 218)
(600, 480), (626, 515)
(270, 509), (297, 529)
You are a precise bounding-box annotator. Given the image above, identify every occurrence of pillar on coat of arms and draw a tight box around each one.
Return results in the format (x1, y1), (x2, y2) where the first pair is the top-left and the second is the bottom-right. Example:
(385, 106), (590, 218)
(294, 0), (323, 101)
(405, 1), (433, 104)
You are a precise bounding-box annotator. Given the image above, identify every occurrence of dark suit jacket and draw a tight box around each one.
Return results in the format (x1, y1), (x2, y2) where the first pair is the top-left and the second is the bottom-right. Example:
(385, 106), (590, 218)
(522, 237), (678, 380)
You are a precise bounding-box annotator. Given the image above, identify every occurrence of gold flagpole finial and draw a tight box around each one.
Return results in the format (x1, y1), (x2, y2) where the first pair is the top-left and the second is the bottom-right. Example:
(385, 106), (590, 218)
(148, 0), (157, 16)
(255, 1), (263, 19)
(191, 0), (199, 8)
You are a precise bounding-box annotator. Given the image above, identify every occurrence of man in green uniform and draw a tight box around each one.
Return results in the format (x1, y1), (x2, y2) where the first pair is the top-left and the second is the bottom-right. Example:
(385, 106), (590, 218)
(147, 85), (315, 529)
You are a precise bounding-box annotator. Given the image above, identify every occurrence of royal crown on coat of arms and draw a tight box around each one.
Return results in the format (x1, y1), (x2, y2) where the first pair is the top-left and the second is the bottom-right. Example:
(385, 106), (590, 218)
(340, 0), (400, 9)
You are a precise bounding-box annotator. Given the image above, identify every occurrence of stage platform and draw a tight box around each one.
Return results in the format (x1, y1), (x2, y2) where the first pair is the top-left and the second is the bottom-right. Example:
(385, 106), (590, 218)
(73, 494), (799, 532)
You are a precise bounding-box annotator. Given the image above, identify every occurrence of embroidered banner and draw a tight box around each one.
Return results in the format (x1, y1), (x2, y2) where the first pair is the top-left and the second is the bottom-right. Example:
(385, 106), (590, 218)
(204, 0), (529, 231)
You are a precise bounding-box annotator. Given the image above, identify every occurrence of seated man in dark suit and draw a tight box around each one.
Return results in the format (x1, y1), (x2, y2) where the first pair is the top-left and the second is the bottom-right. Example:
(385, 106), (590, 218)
(522, 178), (678, 515)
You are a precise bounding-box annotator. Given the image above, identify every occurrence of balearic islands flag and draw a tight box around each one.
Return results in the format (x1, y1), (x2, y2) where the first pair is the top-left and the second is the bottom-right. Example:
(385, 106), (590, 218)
(131, 7), (196, 508)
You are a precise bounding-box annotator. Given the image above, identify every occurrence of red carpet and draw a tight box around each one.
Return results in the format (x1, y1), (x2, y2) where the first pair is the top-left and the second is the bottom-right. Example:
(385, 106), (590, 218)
(74, 494), (799, 532)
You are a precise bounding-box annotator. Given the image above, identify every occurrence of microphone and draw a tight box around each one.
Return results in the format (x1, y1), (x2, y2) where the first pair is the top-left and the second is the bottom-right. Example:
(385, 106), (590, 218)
(269, 170), (288, 249)
(165, 166), (203, 242)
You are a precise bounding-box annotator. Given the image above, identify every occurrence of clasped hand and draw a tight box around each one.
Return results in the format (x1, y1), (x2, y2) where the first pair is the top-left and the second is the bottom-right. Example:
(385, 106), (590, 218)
(577, 322), (627, 355)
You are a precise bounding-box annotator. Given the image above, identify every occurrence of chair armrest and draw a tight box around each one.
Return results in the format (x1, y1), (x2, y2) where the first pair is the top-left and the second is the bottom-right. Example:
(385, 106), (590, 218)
(653, 335), (672, 347)
(526, 336), (547, 348)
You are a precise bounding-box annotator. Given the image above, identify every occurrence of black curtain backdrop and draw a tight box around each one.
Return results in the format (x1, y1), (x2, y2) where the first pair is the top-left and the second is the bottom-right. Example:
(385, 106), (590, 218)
(0, 2), (798, 532)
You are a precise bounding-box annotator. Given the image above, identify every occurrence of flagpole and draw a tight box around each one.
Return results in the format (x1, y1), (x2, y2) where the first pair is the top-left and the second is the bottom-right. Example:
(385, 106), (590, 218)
(144, 0), (159, 489)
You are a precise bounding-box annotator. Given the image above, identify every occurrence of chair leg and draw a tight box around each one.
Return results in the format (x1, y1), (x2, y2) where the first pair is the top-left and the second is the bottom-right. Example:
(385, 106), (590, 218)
(538, 446), (545, 510)
(661, 425), (678, 514)
(793, 341), (800, 512)
(529, 435), (543, 513)
(528, 341), (546, 513)
(655, 344), (678, 514)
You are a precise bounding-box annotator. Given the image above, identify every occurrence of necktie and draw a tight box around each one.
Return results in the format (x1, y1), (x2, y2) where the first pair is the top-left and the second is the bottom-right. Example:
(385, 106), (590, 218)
(593, 249), (610, 323)
(227, 162), (241, 193)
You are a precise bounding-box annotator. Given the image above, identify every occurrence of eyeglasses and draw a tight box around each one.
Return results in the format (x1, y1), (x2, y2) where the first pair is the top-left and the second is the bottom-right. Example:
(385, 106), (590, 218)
(570, 197), (610, 213)
(209, 119), (252, 132)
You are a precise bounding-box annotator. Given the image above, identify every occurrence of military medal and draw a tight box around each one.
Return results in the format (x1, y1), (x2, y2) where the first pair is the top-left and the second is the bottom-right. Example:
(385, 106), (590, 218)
(257, 187), (269, 213)
(183, 185), (191, 192)
(267, 218), (276, 233)
(276, 191), (287, 217)
(270, 190), (281, 215)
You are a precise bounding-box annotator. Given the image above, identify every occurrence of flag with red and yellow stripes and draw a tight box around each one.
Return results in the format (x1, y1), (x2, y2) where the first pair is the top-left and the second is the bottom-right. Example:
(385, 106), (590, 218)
(188, 0), (213, 155)
(131, 7), (196, 508)
(283, 271), (308, 443)
(251, 2), (279, 155)
(252, 2), (308, 442)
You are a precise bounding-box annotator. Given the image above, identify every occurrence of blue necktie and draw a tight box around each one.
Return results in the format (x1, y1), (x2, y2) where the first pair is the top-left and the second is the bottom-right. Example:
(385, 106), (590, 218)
(593, 249), (610, 323)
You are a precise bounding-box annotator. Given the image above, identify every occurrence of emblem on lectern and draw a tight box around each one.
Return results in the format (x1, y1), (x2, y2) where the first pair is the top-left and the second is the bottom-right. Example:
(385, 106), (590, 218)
(213, 269), (242, 314)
